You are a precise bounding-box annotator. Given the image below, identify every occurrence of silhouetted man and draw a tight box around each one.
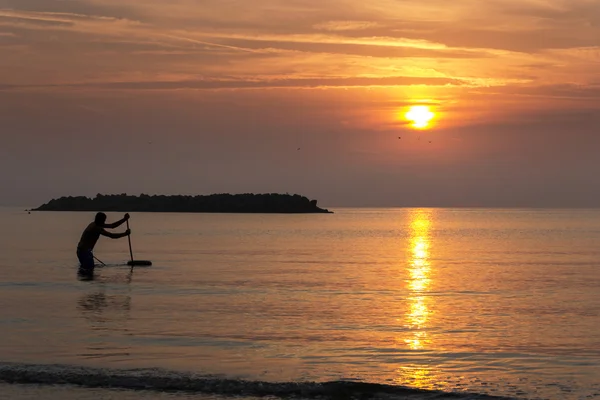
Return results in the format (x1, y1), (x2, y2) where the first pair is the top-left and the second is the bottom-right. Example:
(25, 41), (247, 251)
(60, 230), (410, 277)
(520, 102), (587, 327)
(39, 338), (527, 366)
(77, 212), (130, 276)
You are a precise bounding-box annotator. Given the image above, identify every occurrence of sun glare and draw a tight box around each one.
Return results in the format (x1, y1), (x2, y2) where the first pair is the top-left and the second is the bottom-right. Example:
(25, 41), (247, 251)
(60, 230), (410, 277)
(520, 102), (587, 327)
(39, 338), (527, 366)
(405, 105), (435, 129)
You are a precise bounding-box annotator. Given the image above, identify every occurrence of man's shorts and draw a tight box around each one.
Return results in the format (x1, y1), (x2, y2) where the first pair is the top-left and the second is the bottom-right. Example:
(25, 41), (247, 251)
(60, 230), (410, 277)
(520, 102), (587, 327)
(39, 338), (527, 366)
(76, 248), (95, 275)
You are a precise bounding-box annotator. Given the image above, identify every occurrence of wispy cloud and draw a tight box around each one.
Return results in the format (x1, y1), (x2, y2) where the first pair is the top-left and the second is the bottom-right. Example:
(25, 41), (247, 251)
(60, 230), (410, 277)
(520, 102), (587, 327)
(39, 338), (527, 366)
(313, 20), (383, 31)
(0, 1), (597, 109)
(0, 75), (466, 91)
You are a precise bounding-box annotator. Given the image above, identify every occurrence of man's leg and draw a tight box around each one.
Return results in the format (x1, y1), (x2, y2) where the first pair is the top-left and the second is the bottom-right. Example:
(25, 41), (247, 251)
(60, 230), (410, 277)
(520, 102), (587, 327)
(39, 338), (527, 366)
(77, 249), (95, 275)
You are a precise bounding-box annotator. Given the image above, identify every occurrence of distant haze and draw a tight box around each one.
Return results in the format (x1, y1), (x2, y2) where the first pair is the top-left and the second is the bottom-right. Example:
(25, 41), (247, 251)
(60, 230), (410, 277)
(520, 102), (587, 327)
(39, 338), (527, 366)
(1, 1), (599, 207)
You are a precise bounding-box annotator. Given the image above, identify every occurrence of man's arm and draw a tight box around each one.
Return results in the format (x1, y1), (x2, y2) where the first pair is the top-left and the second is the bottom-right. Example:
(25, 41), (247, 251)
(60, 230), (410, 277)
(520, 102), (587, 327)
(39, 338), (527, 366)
(100, 228), (131, 239)
(104, 213), (130, 229)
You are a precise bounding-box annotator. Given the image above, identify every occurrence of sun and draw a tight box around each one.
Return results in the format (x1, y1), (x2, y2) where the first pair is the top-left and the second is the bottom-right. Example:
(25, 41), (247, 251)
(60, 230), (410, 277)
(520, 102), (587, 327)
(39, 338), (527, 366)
(405, 105), (435, 129)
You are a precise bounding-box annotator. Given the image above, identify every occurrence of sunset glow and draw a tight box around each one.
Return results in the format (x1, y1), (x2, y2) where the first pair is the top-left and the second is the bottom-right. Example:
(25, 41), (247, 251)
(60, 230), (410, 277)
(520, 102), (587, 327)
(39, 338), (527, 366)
(0, 1), (598, 207)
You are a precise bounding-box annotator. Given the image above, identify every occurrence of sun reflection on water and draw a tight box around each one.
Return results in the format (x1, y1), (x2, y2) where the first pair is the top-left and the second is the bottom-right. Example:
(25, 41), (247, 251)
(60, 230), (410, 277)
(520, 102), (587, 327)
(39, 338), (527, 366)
(394, 209), (437, 389)
(404, 209), (433, 350)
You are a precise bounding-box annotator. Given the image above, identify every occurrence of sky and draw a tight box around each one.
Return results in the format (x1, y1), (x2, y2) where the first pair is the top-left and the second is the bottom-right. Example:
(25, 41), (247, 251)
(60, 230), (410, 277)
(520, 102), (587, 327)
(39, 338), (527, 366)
(1, 0), (599, 207)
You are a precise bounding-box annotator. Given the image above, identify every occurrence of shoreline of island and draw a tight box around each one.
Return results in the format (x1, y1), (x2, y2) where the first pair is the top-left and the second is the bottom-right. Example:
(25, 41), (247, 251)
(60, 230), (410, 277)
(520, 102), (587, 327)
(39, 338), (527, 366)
(31, 193), (333, 214)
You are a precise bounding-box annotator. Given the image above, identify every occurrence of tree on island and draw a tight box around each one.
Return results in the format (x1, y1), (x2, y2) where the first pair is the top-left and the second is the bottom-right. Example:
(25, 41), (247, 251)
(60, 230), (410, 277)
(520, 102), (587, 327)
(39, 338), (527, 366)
(33, 193), (333, 214)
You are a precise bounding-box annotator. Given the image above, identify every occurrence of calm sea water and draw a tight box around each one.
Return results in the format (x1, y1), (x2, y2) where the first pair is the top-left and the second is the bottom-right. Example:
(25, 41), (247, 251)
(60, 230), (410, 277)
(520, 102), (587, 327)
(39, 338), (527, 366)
(0, 207), (599, 400)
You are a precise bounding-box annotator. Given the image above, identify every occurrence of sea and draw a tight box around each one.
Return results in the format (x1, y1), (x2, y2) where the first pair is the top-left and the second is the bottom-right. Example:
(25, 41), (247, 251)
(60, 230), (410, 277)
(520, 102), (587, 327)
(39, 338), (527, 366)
(0, 207), (599, 400)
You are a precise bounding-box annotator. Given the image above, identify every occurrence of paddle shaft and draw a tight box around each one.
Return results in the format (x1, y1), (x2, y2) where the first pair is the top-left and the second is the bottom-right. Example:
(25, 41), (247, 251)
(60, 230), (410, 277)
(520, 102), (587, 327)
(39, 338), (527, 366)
(126, 219), (134, 263)
(93, 255), (106, 266)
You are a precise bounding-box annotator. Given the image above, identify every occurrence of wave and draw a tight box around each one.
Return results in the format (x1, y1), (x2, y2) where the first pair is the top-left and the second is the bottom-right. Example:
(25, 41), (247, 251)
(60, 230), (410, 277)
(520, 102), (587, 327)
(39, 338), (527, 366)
(0, 362), (520, 400)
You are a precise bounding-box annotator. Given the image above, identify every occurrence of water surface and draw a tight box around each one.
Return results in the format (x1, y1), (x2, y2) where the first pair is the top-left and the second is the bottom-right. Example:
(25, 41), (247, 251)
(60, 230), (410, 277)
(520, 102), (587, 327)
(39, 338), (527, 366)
(0, 207), (599, 399)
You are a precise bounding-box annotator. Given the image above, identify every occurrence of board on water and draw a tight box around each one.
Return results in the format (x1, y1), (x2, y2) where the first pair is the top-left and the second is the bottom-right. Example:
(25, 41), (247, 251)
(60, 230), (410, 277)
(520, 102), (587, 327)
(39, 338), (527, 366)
(127, 260), (152, 266)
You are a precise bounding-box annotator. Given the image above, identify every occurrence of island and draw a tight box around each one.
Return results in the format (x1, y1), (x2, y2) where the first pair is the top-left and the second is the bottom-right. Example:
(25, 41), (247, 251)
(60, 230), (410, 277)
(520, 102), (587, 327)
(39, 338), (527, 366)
(32, 193), (333, 214)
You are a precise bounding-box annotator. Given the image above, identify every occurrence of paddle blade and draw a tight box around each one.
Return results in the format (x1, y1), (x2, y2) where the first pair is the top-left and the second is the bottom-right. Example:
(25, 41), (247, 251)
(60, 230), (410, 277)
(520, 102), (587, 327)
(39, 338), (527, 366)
(127, 260), (152, 266)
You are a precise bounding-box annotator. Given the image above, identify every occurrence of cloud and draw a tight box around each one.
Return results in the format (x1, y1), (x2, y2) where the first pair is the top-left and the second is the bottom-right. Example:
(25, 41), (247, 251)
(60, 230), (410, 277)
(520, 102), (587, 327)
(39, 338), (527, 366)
(208, 36), (492, 59)
(0, 8), (488, 58)
(0, 75), (466, 91)
(0, 0), (139, 20)
(0, 8), (142, 29)
(0, 2), (598, 131)
(470, 83), (600, 101)
(313, 20), (383, 31)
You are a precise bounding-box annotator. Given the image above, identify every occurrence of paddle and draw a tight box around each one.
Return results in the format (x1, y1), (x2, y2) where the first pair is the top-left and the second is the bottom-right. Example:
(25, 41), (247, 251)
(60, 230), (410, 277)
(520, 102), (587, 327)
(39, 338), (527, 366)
(93, 255), (106, 267)
(126, 219), (134, 265)
(125, 217), (153, 267)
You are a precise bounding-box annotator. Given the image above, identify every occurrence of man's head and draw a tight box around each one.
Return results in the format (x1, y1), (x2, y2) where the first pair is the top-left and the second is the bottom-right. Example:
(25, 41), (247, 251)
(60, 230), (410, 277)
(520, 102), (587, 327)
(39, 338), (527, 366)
(94, 212), (107, 226)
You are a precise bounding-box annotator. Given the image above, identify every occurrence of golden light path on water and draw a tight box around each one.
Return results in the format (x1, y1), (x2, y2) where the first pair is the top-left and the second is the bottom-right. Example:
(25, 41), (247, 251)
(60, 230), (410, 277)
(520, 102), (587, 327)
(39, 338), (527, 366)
(396, 209), (438, 389)
(406, 210), (432, 349)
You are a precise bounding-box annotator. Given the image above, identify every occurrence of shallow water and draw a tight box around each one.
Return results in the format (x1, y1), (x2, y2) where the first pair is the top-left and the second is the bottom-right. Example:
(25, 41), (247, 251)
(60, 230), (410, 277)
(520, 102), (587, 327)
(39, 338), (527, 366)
(0, 207), (599, 399)
(0, 382), (211, 400)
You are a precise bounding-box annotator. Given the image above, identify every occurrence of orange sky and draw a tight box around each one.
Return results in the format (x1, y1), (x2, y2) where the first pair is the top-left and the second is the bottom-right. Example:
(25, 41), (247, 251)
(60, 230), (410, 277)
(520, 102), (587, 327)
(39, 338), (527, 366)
(1, 0), (599, 207)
